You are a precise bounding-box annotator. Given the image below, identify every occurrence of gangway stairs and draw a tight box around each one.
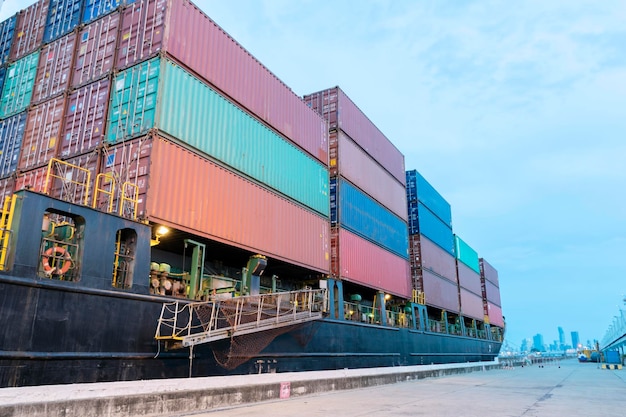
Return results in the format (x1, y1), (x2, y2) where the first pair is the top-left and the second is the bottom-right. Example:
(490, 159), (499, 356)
(155, 288), (327, 350)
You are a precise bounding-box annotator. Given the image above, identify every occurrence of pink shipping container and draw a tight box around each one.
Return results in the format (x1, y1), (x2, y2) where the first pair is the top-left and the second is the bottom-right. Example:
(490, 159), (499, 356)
(304, 87), (405, 185)
(60, 78), (110, 158)
(331, 130), (406, 220)
(99, 135), (330, 272)
(18, 94), (65, 171)
(72, 11), (120, 88)
(331, 227), (411, 298)
(422, 269), (459, 313)
(409, 234), (457, 283)
(486, 302), (504, 327)
(460, 288), (484, 321)
(31, 31), (76, 104)
(482, 279), (501, 307)
(10, 0), (49, 61)
(479, 258), (499, 287)
(456, 260), (482, 296)
(115, 0), (328, 165)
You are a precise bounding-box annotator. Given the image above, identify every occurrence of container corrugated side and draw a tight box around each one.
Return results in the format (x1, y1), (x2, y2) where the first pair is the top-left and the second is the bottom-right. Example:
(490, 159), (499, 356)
(333, 177), (408, 259)
(0, 111), (27, 177)
(454, 235), (480, 273)
(460, 288), (484, 320)
(116, 0), (328, 165)
(0, 68), (6, 102)
(331, 227), (411, 298)
(409, 234), (457, 283)
(405, 170), (452, 227)
(422, 269), (459, 313)
(18, 94), (65, 170)
(101, 135), (330, 272)
(486, 302), (504, 327)
(43, 0), (83, 43)
(82, 0), (125, 23)
(32, 31), (76, 104)
(0, 14), (17, 66)
(479, 257), (499, 286)
(0, 176), (15, 202)
(408, 201), (454, 255)
(304, 87), (405, 185)
(10, 0), (49, 61)
(482, 279), (501, 306)
(456, 260), (482, 296)
(332, 130), (407, 220)
(107, 57), (329, 217)
(61, 77), (110, 158)
(0, 51), (40, 119)
(72, 10), (120, 87)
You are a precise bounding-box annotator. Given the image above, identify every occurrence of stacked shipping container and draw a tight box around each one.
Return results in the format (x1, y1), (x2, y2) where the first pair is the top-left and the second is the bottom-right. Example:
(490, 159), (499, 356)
(0, 0), (331, 275)
(454, 235), (484, 320)
(480, 258), (504, 327)
(305, 86), (410, 298)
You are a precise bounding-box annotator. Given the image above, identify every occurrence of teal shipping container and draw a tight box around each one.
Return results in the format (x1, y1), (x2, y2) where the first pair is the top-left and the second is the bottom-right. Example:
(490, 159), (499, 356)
(0, 52), (40, 119)
(332, 177), (408, 259)
(408, 201), (454, 255)
(106, 57), (329, 217)
(406, 170), (452, 227)
(454, 235), (480, 273)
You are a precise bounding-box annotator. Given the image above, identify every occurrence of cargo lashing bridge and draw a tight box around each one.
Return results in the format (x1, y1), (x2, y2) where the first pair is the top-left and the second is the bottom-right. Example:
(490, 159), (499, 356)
(155, 289), (327, 372)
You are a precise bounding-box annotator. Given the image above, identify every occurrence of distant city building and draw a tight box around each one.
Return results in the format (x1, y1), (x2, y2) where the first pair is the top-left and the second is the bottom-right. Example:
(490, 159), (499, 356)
(533, 333), (545, 351)
(558, 326), (565, 349)
(571, 331), (580, 349)
(520, 339), (529, 352)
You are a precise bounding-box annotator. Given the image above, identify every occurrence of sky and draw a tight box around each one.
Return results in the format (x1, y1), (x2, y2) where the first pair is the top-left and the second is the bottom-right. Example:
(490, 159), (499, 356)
(1, 0), (625, 351)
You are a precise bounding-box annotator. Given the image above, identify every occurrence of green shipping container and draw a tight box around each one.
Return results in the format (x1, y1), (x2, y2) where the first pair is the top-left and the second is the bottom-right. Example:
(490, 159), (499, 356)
(107, 57), (329, 217)
(454, 235), (480, 273)
(0, 52), (39, 119)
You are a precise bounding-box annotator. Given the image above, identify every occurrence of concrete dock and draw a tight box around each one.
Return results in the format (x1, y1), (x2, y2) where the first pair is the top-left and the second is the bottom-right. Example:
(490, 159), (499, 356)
(0, 359), (624, 416)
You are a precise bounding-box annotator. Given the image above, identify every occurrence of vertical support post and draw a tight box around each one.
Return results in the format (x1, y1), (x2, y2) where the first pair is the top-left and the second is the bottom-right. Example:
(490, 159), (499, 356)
(377, 291), (387, 326)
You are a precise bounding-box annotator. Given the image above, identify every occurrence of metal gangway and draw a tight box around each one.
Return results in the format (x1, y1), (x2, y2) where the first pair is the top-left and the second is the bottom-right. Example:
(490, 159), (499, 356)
(155, 288), (327, 349)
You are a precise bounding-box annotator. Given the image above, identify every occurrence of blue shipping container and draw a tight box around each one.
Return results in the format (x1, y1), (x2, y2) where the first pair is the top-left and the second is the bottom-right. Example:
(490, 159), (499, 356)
(0, 14), (17, 66)
(44, 0), (84, 43)
(0, 67), (5, 96)
(408, 201), (454, 255)
(406, 170), (452, 227)
(0, 111), (27, 177)
(82, 0), (127, 23)
(335, 177), (408, 259)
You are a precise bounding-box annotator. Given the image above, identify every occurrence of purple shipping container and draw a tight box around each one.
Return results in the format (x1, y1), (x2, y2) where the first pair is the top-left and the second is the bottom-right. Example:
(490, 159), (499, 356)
(482, 279), (501, 307)
(486, 302), (504, 327)
(115, 0), (328, 165)
(31, 31), (76, 104)
(460, 288), (484, 321)
(304, 87), (405, 186)
(60, 77), (110, 158)
(10, 0), (49, 61)
(479, 257), (499, 287)
(72, 11), (120, 87)
(409, 234), (457, 283)
(422, 269), (459, 313)
(456, 260), (482, 296)
(18, 95), (65, 171)
(331, 130), (406, 220)
(330, 227), (411, 298)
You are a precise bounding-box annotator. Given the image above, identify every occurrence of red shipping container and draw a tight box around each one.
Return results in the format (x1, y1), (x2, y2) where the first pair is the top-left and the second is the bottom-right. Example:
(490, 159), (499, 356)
(409, 234), (457, 283)
(486, 302), (504, 327)
(422, 269), (459, 313)
(116, 0), (327, 165)
(10, 0), (49, 61)
(456, 260), (482, 296)
(482, 279), (501, 307)
(60, 78), (110, 158)
(332, 130), (406, 220)
(99, 135), (330, 272)
(331, 227), (411, 298)
(19, 95), (65, 171)
(15, 165), (47, 194)
(304, 87), (405, 185)
(31, 31), (76, 104)
(0, 176), (15, 203)
(72, 11), (120, 87)
(479, 258), (499, 287)
(460, 288), (484, 321)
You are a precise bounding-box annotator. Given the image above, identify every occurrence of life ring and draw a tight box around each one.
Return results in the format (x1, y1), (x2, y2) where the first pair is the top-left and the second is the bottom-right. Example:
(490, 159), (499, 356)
(42, 246), (72, 275)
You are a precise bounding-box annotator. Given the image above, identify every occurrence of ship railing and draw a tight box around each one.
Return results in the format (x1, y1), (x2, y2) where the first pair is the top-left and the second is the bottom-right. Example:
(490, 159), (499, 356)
(155, 288), (327, 348)
(343, 302), (411, 328)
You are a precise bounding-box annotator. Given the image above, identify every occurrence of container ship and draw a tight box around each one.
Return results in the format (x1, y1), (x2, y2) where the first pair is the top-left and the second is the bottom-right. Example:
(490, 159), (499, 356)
(0, 0), (504, 387)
